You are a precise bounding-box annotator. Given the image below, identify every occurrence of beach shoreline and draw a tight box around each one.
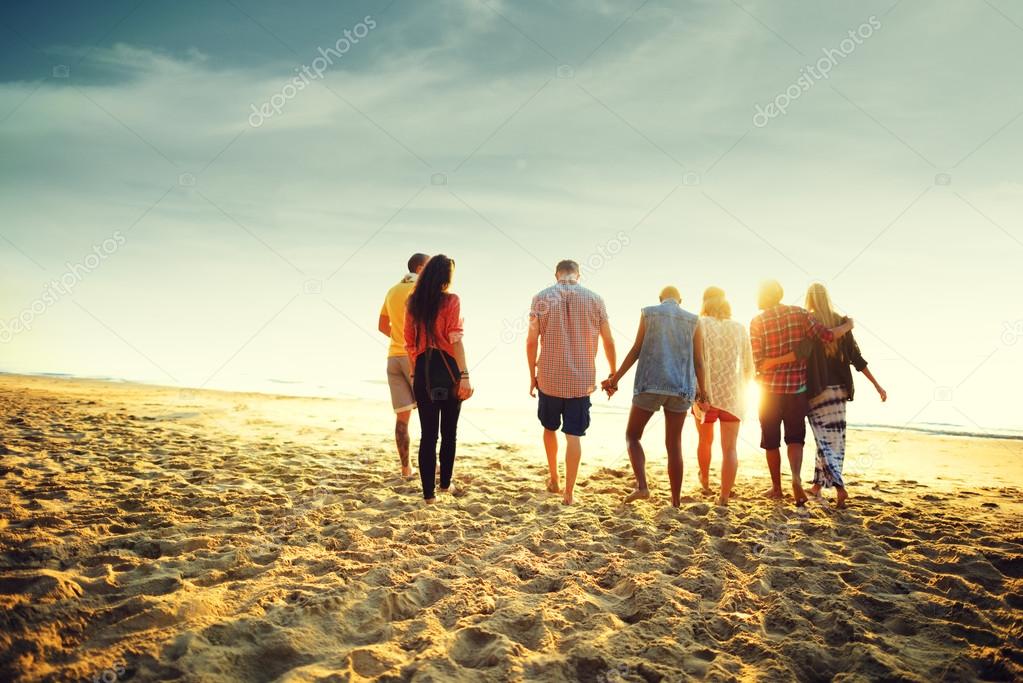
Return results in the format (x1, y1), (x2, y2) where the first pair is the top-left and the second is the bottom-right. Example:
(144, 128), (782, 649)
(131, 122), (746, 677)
(1, 374), (1021, 681)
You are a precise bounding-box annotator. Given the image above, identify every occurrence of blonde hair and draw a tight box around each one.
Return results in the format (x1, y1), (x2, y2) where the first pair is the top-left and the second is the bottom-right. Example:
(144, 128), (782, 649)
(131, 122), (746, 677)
(805, 283), (841, 357)
(701, 286), (731, 319)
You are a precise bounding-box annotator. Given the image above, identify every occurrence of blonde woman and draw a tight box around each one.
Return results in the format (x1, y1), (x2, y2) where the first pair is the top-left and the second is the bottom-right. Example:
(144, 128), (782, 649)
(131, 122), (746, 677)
(692, 287), (754, 506)
(761, 283), (886, 508)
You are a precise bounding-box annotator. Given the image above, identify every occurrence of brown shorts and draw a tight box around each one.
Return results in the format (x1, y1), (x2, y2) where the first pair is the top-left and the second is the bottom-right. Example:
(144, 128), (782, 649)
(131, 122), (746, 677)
(387, 356), (415, 413)
(759, 391), (808, 449)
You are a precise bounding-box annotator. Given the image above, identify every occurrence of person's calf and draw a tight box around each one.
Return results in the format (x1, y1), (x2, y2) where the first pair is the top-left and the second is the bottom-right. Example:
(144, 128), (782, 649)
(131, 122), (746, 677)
(626, 437), (647, 488)
(395, 420), (412, 476)
(764, 448), (783, 492)
(543, 429), (559, 481)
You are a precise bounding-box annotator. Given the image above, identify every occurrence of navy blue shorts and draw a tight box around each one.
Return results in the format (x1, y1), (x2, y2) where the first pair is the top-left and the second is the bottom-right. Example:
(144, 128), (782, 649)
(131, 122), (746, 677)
(537, 391), (591, 437)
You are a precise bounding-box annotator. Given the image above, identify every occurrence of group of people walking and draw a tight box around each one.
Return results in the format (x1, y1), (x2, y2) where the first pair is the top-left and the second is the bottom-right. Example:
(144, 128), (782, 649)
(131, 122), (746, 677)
(379, 254), (886, 508)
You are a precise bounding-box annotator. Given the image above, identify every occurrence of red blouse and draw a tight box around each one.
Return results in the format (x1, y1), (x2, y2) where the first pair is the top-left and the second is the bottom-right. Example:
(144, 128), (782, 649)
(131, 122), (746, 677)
(404, 293), (464, 361)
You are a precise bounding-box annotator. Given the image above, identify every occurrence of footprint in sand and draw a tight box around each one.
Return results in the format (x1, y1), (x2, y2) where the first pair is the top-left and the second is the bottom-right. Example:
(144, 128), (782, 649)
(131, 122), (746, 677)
(450, 627), (523, 669)
(0, 570), (84, 602)
(344, 648), (402, 678)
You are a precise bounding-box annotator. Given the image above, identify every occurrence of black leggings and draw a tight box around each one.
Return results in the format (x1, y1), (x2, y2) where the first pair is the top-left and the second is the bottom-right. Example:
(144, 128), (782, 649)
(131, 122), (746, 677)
(414, 357), (462, 499)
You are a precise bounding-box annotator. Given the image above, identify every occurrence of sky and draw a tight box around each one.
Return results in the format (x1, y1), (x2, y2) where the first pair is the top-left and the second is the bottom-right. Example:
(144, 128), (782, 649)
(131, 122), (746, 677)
(1, 0), (1022, 436)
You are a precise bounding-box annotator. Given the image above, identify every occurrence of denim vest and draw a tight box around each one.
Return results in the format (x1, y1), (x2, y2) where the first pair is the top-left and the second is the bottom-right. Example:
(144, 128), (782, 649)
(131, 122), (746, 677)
(633, 300), (698, 399)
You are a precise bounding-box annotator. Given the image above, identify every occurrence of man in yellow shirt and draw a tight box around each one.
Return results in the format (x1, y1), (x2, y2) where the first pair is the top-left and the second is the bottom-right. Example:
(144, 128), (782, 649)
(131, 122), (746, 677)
(379, 253), (428, 478)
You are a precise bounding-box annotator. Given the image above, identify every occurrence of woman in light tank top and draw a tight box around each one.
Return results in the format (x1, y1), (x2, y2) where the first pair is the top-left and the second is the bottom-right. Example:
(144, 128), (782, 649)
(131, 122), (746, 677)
(603, 286), (699, 508)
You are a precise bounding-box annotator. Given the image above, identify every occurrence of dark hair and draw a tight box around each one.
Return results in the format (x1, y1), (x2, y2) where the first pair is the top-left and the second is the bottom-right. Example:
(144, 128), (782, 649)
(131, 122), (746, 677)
(555, 259), (579, 276)
(407, 254), (454, 343)
(407, 253), (428, 273)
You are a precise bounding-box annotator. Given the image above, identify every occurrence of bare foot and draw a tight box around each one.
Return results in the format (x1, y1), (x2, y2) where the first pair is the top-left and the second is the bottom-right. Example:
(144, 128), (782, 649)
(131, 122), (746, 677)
(424, 497), (436, 505)
(562, 494), (574, 506)
(808, 484), (822, 497)
(623, 488), (650, 504)
(762, 487), (784, 500)
(716, 495), (729, 506)
(699, 472), (710, 494)
(439, 487), (450, 494)
(546, 478), (561, 494)
(836, 487), (848, 509)
(789, 480), (806, 507)
(401, 465), (413, 479)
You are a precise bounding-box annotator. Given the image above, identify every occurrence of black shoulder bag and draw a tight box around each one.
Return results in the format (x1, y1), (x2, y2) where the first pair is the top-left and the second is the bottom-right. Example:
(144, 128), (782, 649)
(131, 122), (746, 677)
(416, 321), (459, 402)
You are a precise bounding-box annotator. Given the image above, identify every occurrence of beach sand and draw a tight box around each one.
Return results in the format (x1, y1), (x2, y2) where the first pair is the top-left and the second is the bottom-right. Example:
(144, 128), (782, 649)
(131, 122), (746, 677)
(1, 375), (1021, 682)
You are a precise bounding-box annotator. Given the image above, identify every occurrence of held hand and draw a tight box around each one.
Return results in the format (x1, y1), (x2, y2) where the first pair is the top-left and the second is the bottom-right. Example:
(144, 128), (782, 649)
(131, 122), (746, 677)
(529, 376), (538, 398)
(601, 375), (618, 399)
(458, 377), (474, 401)
(695, 390), (709, 413)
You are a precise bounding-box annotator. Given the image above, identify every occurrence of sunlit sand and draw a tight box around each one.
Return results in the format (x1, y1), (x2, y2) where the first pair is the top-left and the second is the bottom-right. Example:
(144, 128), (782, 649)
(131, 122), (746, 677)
(1, 375), (1021, 681)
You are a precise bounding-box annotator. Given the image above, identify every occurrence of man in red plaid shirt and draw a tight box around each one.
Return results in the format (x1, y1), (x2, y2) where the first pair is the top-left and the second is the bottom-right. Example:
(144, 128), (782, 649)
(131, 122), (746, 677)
(751, 280), (852, 505)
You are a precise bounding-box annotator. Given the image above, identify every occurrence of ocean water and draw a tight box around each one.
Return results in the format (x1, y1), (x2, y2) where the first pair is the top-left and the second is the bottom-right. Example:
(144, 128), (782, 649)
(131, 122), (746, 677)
(8, 368), (1020, 442)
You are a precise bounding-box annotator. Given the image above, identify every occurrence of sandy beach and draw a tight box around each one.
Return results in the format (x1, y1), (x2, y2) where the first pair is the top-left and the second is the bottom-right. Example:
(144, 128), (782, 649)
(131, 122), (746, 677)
(1, 374), (1021, 682)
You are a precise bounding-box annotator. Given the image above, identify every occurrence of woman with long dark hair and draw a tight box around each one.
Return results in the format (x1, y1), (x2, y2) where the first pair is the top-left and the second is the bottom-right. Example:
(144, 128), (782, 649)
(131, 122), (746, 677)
(403, 255), (473, 504)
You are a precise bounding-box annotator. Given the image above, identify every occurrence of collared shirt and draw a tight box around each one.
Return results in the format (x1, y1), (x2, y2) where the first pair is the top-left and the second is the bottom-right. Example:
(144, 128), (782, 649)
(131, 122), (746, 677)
(530, 280), (608, 399)
(380, 275), (417, 358)
(750, 304), (835, 394)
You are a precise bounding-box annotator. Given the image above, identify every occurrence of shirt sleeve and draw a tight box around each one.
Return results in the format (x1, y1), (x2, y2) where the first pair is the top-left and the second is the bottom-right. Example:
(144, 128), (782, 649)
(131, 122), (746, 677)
(846, 331), (868, 372)
(445, 295), (464, 344)
(806, 311), (835, 343)
(597, 297), (609, 325)
(750, 317), (764, 369)
(529, 294), (545, 331)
